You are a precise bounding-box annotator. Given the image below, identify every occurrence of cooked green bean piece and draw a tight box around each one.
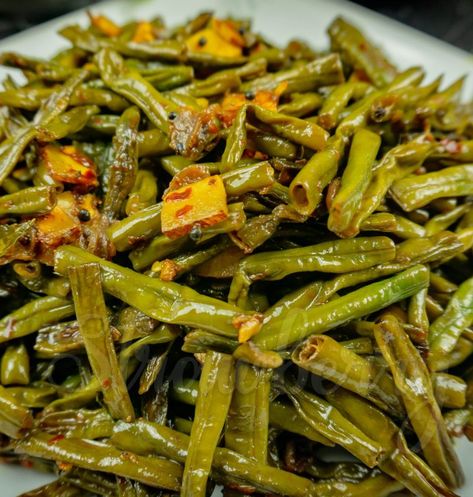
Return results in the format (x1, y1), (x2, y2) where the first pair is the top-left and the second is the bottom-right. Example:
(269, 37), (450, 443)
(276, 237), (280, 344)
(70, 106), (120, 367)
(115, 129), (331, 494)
(96, 49), (175, 132)
(283, 379), (384, 467)
(0, 296), (74, 344)
(433, 373), (467, 409)
(181, 351), (235, 497)
(37, 105), (100, 142)
(328, 128), (381, 237)
(318, 81), (370, 130)
(328, 17), (397, 86)
(0, 186), (56, 217)
(374, 313), (464, 488)
(255, 264), (429, 350)
(69, 263), (134, 421)
(17, 480), (82, 497)
(391, 165), (473, 212)
(278, 92), (323, 117)
(226, 364), (270, 463)
(0, 384), (33, 438)
(429, 275), (473, 371)
(15, 432), (183, 491)
(0, 87), (127, 112)
(107, 202), (162, 252)
(292, 334), (404, 416)
(1, 343), (30, 386)
(38, 408), (114, 439)
(103, 106), (140, 219)
(229, 236), (396, 307)
(247, 104), (329, 151)
(289, 135), (345, 215)
(328, 388), (456, 497)
(125, 169), (158, 216)
(8, 384), (57, 408)
(60, 25), (185, 61)
(112, 419), (321, 496)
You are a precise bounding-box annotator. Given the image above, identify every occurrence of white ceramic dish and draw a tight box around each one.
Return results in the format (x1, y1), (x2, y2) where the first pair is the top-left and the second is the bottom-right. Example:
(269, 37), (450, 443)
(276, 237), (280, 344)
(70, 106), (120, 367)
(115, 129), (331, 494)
(0, 0), (472, 495)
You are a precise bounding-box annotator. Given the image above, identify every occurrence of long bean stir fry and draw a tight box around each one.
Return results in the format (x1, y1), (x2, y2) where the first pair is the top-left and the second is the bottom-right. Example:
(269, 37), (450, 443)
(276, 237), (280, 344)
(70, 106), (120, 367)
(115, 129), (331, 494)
(0, 9), (472, 497)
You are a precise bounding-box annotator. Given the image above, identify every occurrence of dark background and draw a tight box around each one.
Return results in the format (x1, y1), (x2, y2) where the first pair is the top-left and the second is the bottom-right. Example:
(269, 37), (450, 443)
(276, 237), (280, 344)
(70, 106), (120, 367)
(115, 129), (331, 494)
(0, 0), (472, 52)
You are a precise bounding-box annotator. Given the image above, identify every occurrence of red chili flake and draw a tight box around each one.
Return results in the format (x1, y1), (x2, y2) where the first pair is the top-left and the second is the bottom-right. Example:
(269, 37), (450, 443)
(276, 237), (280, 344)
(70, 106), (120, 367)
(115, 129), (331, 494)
(48, 434), (65, 445)
(208, 177), (217, 185)
(102, 377), (112, 389)
(175, 205), (193, 218)
(166, 187), (193, 201)
(20, 459), (33, 469)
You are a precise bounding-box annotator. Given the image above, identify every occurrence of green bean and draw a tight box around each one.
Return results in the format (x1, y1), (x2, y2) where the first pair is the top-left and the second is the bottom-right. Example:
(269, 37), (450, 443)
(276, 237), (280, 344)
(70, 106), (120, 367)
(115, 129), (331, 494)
(66, 469), (117, 497)
(0, 87), (127, 112)
(34, 321), (116, 358)
(289, 135), (345, 215)
(0, 221), (33, 260)
(432, 373), (467, 409)
(0, 296), (74, 344)
(328, 128), (381, 237)
(69, 264), (134, 421)
(374, 313), (463, 488)
(328, 388), (456, 497)
(429, 275), (473, 370)
(0, 186), (56, 217)
(125, 169), (158, 216)
(247, 129), (298, 159)
(107, 202), (162, 252)
(391, 165), (473, 212)
(17, 480), (82, 497)
(241, 54), (344, 93)
(1, 343), (30, 386)
(222, 161), (275, 196)
(182, 330), (237, 355)
(60, 25), (185, 61)
(55, 245), (259, 339)
(221, 105), (247, 171)
(0, 52), (78, 81)
(0, 127), (38, 187)
(38, 408), (114, 439)
(278, 92), (323, 117)
(226, 364), (270, 463)
(230, 205), (301, 255)
(0, 384), (33, 438)
(282, 379), (384, 467)
(348, 141), (432, 234)
(318, 81), (370, 130)
(154, 236), (231, 281)
(408, 288), (429, 339)
(247, 104), (329, 151)
(182, 351), (235, 497)
(103, 106), (140, 219)
(96, 49), (176, 133)
(15, 431), (183, 491)
(362, 212), (426, 238)
(229, 236), (396, 307)
(8, 384), (57, 408)
(269, 401), (333, 446)
(328, 17), (397, 86)
(255, 264), (429, 350)
(292, 334), (404, 416)
(143, 66), (194, 91)
(112, 419), (321, 496)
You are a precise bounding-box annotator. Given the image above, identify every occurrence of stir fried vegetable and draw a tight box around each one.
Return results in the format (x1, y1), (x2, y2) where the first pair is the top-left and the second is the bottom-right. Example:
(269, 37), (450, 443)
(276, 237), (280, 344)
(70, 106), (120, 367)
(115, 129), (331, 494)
(0, 9), (472, 497)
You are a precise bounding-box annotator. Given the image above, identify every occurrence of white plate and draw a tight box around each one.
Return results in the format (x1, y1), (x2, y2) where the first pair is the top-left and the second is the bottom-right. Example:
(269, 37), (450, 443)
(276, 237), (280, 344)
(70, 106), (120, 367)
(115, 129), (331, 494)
(0, 0), (472, 495)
